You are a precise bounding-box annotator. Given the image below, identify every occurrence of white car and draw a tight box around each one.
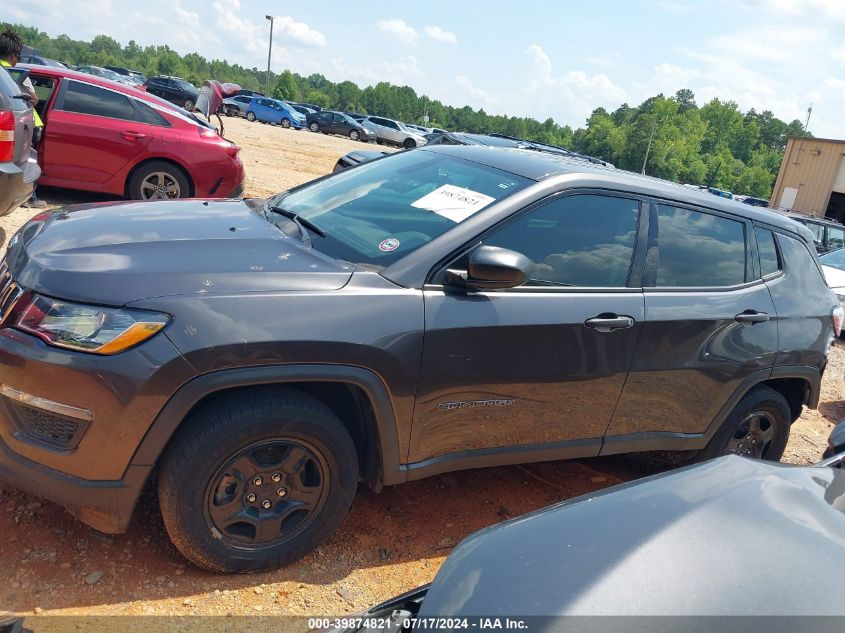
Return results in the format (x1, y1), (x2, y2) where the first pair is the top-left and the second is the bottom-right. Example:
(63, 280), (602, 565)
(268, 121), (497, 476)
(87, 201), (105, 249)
(363, 116), (428, 149)
(820, 247), (845, 310)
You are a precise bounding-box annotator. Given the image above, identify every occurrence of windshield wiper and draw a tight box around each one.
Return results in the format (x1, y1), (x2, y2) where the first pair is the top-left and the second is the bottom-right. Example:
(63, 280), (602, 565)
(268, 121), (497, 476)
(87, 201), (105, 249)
(267, 203), (326, 248)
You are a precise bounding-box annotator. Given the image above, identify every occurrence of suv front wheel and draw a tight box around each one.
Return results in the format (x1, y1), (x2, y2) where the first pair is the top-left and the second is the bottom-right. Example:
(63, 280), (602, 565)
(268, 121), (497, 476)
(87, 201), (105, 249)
(698, 385), (791, 462)
(158, 387), (359, 572)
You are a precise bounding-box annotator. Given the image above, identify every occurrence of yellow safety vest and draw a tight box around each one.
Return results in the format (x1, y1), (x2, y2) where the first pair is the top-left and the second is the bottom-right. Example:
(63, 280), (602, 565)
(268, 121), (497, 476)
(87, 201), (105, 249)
(1, 60), (43, 128)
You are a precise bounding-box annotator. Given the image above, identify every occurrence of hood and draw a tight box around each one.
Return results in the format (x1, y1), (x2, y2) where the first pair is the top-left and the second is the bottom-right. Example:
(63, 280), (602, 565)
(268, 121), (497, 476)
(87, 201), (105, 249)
(419, 456), (845, 616)
(6, 199), (353, 306)
(822, 264), (845, 291)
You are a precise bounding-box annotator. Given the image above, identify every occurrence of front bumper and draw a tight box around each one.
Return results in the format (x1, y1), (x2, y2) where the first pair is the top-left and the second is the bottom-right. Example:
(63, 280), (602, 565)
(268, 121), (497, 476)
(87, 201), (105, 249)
(0, 325), (195, 532)
(0, 432), (149, 533)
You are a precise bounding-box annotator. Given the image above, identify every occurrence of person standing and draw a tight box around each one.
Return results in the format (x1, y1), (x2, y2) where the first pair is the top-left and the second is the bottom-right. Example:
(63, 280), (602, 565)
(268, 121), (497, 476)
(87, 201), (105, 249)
(0, 28), (47, 209)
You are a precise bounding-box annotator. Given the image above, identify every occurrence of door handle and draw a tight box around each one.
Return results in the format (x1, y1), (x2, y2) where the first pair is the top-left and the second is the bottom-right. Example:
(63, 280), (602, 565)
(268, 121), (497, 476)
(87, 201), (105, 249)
(584, 315), (635, 333)
(122, 131), (146, 140)
(735, 310), (769, 324)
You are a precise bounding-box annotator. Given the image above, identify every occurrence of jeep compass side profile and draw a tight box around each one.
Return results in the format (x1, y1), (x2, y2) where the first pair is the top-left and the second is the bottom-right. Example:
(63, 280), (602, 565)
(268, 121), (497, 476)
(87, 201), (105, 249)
(0, 146), (838, 572)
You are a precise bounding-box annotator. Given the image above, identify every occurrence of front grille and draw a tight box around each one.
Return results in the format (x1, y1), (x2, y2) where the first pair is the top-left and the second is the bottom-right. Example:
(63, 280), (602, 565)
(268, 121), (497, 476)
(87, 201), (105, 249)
(0, 258), (24, 324)
(9, 400), (87, 450)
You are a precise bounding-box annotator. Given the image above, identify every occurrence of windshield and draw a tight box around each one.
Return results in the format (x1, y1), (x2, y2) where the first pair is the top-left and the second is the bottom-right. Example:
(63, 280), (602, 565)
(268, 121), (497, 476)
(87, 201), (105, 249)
(271, 149), (532, 267)
(820, 248), (845, 272)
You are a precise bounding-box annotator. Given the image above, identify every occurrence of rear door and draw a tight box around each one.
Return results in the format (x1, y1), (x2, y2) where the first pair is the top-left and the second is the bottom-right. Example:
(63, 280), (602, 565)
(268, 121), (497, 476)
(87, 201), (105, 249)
(40, 79), (153, 184)
(604, 201), (778, 450)
(410, 192), (647, 464)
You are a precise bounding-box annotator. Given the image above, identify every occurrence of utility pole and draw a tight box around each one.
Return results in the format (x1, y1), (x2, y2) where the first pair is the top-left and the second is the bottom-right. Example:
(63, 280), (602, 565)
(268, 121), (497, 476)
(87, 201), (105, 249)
(804, 104), (813, 136)
(265, 15), (274, 96)
(641, 116), (658, 175)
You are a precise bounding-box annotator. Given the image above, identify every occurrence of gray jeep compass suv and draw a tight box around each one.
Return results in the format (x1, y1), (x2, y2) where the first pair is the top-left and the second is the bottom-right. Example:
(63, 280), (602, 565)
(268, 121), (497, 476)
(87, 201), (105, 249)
(0, 146), (838, 572)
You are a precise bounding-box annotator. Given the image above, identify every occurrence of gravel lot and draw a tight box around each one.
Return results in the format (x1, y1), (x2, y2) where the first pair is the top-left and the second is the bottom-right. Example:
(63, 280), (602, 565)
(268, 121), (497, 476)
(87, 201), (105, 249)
(0, 117), (842, 618)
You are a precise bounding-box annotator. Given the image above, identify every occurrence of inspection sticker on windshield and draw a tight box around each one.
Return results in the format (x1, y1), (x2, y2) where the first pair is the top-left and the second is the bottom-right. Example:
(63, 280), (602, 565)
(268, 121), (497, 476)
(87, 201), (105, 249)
(411, 184), (496, 223)
(379, 238), (400, 252)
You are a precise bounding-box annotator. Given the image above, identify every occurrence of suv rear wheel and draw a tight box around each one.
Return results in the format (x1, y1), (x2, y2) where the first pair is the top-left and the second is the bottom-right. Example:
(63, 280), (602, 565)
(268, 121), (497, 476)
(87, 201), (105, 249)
(698, 385), (791, 462)
(158, 388), (358, 572)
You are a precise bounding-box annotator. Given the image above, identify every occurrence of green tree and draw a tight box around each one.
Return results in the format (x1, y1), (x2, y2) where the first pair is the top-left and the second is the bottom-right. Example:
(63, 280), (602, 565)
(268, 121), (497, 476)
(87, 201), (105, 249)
(272, 70), (300, 101)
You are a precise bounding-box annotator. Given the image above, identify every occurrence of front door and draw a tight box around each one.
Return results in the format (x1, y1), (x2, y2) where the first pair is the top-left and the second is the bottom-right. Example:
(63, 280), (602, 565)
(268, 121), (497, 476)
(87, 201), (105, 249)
(409, 193), (647, 464)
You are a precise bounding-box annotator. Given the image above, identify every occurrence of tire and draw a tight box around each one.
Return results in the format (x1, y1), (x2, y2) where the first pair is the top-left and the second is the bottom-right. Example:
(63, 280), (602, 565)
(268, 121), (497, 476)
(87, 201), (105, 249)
(246, 112), (256, 122)
(280, 118), (291, 129)
(309, 122), (319, 132)
(697, 385), (791, 462)
(157, 387), (359, 573)
(403, 138), (417, 149)
(127, 160), (190, 200)
(349, 130), (360, 141)
(183, 98), (194, 111)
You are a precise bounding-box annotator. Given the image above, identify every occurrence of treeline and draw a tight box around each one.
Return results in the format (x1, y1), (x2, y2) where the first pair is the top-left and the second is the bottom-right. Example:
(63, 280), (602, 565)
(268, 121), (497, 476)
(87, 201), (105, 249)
(7, 23), (806, 197)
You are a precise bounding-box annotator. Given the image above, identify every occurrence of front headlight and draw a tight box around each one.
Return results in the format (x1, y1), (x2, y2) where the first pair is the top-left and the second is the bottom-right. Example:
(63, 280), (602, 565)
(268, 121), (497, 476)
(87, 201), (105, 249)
(15, 294), (169, 354)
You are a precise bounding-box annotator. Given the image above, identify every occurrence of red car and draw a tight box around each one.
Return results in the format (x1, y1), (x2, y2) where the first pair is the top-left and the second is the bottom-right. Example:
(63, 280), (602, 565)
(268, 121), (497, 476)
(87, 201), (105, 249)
(21, 64), (244, 200)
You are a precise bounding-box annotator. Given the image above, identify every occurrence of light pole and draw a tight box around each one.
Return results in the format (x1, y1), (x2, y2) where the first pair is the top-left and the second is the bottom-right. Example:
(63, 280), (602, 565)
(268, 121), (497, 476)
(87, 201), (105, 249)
(641, 115), (658, 175)
(265, 15), (274, 96)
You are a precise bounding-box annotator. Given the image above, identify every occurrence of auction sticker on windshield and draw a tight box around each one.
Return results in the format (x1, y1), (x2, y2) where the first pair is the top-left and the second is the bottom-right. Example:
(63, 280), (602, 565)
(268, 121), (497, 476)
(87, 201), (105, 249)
(411, 184), (496, 223)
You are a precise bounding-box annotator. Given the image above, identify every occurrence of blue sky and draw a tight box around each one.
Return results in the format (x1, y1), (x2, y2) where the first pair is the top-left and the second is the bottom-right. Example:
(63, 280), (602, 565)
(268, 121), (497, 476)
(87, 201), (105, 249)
(7, 0), (845, 137)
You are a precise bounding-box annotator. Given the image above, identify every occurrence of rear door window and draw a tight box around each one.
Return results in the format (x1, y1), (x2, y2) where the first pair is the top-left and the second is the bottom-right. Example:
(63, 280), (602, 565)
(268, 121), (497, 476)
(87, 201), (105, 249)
(58, 80), (135, 121)
(655, 204), (747, 287)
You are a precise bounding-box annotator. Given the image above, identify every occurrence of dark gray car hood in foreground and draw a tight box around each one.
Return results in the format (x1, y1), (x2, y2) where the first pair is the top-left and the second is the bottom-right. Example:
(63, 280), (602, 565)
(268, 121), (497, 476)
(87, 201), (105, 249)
(6, 199), (353, 305)
(419, 455), (845, 616)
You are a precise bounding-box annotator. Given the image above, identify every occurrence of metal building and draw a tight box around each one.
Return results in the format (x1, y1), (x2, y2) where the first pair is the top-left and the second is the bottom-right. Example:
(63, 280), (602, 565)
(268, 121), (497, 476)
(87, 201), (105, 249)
(771, 136), (845, 222)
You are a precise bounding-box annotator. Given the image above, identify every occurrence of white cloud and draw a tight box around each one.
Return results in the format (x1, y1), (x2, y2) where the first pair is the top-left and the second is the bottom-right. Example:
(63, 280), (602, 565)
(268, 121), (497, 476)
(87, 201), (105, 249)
(329, 55), (423, 86)
(376, 18), (419, 44)
(274, 16), (326, 48)
(424, 26), (458, 44)
(657, 1), (696, 12)
(454, 75), (498, 109)
(521, 44), (628, 124)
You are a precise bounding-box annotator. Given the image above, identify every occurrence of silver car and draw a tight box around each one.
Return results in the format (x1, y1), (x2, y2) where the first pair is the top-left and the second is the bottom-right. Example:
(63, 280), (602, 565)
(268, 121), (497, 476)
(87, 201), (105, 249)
(0, 66), (40, 216)
(221, 95), (252, 118)
(363, 115), (428, 149)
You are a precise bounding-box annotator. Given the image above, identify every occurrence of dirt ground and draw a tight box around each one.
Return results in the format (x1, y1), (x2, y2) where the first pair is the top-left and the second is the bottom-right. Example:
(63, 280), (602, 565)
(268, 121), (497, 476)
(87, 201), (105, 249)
(0, 117), (842, 619)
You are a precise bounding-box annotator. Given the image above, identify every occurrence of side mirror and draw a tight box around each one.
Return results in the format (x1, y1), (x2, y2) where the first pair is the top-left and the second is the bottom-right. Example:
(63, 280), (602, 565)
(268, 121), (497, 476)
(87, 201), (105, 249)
(448, 245), (532, 290)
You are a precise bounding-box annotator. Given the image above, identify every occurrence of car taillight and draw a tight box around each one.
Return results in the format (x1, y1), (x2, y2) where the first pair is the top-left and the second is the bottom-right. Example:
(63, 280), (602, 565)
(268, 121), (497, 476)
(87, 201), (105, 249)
(226, 143), (240, 158)
(833, 305), (843, 337)
(198, 127), (218, 139)
(0, 111), (14, 163)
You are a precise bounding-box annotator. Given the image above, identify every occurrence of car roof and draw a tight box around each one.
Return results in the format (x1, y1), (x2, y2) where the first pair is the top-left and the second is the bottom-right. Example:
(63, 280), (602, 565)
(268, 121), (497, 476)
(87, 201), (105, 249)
(785, 211), (843, 226)
(418, 145), (805, 234)
(20, 63), (203, 123)
(20, 63), (148, 94)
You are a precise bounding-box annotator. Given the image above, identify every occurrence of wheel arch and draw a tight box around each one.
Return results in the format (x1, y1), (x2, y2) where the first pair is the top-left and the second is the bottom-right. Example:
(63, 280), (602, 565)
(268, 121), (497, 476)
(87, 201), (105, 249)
(129, 364), (403, 490)
(124, 157), (195, 198)
(705, 366), (821, 440)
